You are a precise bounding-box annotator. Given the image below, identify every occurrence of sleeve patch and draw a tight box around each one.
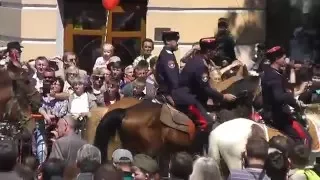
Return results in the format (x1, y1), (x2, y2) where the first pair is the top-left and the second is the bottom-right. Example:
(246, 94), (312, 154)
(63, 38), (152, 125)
(168, 60), (176, 69)
(202, 73), (209, 82)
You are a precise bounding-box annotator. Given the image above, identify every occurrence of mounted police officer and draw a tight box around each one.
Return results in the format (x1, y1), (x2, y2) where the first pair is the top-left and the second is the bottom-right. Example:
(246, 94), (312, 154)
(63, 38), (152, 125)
(155, 32), (214, 132)
(215, 18), (236, 66)
(179, 37), (237, 131)
(261, 46), (311, 145)
(155, 31), (180, 106)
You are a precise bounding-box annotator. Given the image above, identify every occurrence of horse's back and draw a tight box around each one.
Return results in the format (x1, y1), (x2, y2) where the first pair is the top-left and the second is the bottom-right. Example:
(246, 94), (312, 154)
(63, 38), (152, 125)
(209, 118), (257, 170)
(211, 118), (256, 142)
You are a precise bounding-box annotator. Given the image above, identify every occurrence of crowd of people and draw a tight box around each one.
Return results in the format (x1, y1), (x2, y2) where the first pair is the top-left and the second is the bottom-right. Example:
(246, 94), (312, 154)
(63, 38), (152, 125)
(0, 17), (320, 180)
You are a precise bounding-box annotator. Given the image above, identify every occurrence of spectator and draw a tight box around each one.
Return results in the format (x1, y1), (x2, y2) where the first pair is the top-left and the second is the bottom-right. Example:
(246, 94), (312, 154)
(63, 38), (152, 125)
(121, 77), (146, 99)
(228, 136), (270, 180)
(189, 157), (222, 180)
(134, 60), (149, 78)
(269, 135), (294, 155)
(49, 115), (86, 165)
(103, 78), (121, 105)
(39, 77), (68, 124)
(288, 143), (311, 180)
(0, 139), (21, 180)
(15, 155), (38, 180)
(265, 150), (289, 180)
(110, 56), (121, 63)
(90, 68), (106, 106)
(112, 149), (133, 180)
(61, 52), (87, 80)
(132, 154), (160, 180)
(63, 65), (80, 95)
(145, 56), (158, 99)
(14, 164), (34, 180)
(95, 163), (123, 180)
(43, 67), (56, 83)
(68, 76), (97, 119)
(124, 65), (135, 84)
(76, 144), (101, 180)
(103, 68), (112, 84)
(41, 158), (65, 180)
(133, 38), (155, 67)
(32, 56), (49, 92)
(169, 152), (193, 180)
(94, 43), (114, 68)
(108, 61), (125, 88)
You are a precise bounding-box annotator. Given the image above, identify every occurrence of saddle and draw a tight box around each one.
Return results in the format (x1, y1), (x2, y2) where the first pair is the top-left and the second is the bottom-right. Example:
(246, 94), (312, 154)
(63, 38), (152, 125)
(159, 103), (194, 136)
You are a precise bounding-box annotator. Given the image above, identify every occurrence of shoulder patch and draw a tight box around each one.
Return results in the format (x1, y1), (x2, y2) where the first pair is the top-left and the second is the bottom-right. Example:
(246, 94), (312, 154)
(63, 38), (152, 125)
(168, 60), (176, 69)
(201, 73), (209, 82)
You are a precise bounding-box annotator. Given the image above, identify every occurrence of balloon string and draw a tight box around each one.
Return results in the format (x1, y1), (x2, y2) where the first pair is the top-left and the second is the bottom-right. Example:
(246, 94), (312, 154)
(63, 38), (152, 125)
(105, 10), (110, 42)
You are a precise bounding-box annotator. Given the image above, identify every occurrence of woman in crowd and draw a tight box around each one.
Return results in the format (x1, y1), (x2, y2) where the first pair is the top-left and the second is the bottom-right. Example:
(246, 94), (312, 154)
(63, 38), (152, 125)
(68, 76), (97, 119)
(124, 65), (135, 85)
(39, 77), (68, 124)
(90, 67), (107, 106)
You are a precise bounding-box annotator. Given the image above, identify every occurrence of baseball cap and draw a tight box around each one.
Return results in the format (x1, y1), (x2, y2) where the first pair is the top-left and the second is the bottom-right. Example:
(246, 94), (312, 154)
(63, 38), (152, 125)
(133, 154), (159, 174)
(112, 149), (133, 163)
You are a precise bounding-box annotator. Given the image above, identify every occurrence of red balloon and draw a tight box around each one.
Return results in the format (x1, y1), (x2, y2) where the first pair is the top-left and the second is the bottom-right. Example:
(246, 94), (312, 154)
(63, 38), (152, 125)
(102, 0), (120, 10)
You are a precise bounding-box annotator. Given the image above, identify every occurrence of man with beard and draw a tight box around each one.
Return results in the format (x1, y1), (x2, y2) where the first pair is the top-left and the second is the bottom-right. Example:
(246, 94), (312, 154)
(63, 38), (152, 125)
(179, 37), (236, 131)
(215, 18), (236, 66)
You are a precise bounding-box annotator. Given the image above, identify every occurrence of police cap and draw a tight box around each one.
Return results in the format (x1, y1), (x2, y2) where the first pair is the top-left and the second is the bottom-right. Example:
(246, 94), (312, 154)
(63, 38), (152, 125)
(199, 37), (218, 51)
(266, 46), (286, 63)
(218, 18), (229, 28)
(162, 31), (180, 42)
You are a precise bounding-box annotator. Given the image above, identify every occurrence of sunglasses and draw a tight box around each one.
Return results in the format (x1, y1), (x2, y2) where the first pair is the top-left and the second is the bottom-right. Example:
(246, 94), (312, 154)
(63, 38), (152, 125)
(93, 76), (105, 81)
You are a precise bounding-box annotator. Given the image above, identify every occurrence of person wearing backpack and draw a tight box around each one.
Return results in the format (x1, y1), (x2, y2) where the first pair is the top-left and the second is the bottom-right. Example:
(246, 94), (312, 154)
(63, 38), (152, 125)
(288, 143), (319, 180)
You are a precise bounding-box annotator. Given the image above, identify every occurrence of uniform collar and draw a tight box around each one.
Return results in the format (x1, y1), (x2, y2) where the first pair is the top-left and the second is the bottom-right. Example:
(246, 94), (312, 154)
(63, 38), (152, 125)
(164, 46), (173, 54)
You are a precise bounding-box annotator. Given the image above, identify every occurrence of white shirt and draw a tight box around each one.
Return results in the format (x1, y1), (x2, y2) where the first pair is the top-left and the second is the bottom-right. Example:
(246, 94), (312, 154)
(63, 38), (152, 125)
(70, 93), (89, 115)
(32, 73), (43, 92)
(63, 81), (73, 94)
(93, 56), (109, 69)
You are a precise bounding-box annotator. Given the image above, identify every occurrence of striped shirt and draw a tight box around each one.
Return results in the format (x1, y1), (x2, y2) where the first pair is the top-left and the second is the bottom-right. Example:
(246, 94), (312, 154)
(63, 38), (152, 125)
(228, 168), (270, 180)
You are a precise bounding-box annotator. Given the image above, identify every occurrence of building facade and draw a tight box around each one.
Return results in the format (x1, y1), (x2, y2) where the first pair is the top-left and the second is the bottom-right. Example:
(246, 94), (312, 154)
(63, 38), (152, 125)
(1, 0), (267, 68)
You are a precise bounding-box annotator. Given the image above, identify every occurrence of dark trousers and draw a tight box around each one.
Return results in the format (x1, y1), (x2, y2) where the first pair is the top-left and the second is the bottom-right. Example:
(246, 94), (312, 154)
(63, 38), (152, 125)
(177, 101), (215, 131)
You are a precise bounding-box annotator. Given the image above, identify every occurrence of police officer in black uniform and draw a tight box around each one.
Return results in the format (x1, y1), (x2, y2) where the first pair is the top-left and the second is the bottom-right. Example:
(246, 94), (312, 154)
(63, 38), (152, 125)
(261, 46), (311, 144)
(215, 18), (236, 66)
(179, 37), (237, 130)
(155, 31), (180, 105)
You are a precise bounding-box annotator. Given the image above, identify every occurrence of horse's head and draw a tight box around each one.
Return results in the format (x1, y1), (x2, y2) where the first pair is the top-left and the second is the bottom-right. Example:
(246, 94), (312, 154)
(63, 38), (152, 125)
(221, 75), (261, 118)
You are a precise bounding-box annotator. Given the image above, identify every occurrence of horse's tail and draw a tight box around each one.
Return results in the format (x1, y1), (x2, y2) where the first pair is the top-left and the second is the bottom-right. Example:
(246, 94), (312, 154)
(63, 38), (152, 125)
(93, 108), (126, 162)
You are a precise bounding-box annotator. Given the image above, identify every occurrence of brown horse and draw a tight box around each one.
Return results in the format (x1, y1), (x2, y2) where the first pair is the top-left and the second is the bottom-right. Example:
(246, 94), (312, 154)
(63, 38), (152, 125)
(93, 99), (196, 163)
(93, 73), (261, 163)
(0, 61), (41, 137)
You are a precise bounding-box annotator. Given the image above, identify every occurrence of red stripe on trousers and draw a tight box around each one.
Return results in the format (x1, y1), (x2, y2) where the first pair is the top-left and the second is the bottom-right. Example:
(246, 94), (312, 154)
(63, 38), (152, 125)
(291, 120), (307, 140)
(188, 105), (208, 128)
